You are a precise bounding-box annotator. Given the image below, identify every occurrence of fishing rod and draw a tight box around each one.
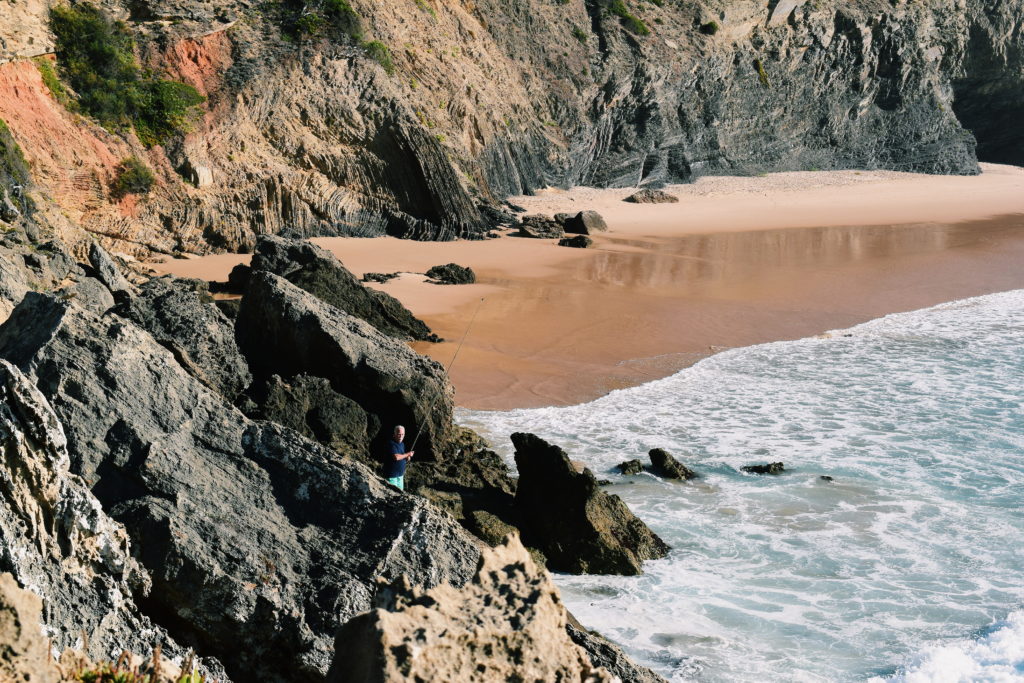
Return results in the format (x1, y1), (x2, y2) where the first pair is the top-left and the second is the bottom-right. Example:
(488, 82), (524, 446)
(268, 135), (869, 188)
(408, 296), (485, 454)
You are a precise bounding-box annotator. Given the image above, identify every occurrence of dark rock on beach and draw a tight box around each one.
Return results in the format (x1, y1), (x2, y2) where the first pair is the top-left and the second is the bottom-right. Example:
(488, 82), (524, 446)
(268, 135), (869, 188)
(425, 263), (476, 285)
(517, 214), (565, 239)
(511, 432), (669, 575)
(361, 271), (399, 284)
(558, 235), (593, 248)
(617, 459), (644, 475)
(649, 448), (699, 481)
(742, 462), (786, 475)
(249, 235), (439, 342)
(0, 292), (480, 681)
(624, 189), (679, 204)
(563, 210), (609, 235)
(87, 242), (135, 298)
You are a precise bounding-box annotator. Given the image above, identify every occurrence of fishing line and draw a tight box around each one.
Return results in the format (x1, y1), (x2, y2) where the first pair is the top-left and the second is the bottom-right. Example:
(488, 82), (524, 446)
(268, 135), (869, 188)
(409, 296), (486, 453)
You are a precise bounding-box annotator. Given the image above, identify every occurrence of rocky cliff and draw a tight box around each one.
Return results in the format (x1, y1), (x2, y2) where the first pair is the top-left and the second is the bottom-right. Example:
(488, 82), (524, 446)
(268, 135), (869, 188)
(0, 0), (1022, 256)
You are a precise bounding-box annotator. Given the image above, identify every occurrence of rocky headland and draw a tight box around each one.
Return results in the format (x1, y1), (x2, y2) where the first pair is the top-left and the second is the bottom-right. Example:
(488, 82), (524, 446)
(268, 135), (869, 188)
(0, 225), (667, 680)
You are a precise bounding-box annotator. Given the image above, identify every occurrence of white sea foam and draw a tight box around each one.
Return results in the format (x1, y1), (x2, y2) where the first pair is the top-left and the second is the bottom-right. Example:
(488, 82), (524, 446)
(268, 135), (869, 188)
(877, 610), (1024, 682)
(459, 290), (1024, 682)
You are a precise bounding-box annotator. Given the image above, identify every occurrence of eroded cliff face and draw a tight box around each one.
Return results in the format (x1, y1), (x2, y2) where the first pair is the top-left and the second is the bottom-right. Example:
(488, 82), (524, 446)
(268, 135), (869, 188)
(0, 0), (1021, 256)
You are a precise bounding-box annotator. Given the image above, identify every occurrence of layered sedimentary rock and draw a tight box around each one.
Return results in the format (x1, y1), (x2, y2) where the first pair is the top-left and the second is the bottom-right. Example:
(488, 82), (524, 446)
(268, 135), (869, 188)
(327, 536), (614, 683)
(2, 0), (1021, 256)
(0, 294), (480, 681)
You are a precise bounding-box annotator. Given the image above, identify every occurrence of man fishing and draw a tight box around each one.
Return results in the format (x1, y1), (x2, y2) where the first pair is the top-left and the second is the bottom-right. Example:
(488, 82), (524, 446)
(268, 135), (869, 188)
(383, 425), (414, 490)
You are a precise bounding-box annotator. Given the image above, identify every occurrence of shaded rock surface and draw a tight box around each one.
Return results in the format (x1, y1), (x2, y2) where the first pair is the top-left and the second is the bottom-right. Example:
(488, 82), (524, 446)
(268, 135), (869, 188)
(559, 235), (593, 249)
(236, 271), (453, 460)
(327, 535), (614, 683)
(0, 359), (215, 670)
(563, 211), (609, 235)
(616, 459), (644, 476)
(244, 373), (371, 460)
(425, 263), (476, 285)
(742, 462), (786, 475)
(648, 448), (698, 481)
(0, 294), (481, 681)
(624, 189), (679, 204)
(361, 272), (399, 284)
(511, 432), (669, 575)
(249, 235), (438, 342)
(567, 623), (668, 683)
(87, 243), (134, 297)
(114, 276), (251, 401)
(517, 214), (565, 239)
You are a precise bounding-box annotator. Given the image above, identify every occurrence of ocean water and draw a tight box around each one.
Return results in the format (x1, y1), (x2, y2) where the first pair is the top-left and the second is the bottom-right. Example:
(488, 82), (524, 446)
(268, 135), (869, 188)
(458, 289), (1024, 682)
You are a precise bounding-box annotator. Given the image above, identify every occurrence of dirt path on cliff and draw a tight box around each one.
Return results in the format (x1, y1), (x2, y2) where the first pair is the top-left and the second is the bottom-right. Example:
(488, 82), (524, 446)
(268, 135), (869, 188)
(152, 165), (1024, 411)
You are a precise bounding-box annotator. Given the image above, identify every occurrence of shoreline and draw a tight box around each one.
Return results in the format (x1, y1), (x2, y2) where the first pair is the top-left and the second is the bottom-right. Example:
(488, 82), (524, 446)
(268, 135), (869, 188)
(151, 164), (1024, 411)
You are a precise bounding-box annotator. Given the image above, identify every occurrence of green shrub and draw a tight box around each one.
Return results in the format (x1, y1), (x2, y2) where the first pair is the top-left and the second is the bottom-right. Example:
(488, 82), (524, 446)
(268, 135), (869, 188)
(608, 0), (650, 35)
(754, 58), (770, 87)
(288, 0), (361, 38)
(362, 40), (395, 74)
(572, 26), (588, 43)
(48, 3), (204, 146)
(34, 57), (73, 107)
(112, 156), (155, 198)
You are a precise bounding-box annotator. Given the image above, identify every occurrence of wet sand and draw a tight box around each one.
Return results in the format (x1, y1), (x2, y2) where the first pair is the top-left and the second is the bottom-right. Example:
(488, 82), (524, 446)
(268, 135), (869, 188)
(151, 166), (1024, 411)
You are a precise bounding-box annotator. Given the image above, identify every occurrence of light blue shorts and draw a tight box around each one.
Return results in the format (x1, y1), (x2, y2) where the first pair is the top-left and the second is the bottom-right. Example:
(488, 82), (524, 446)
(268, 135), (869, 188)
(386, 476), (404, 490)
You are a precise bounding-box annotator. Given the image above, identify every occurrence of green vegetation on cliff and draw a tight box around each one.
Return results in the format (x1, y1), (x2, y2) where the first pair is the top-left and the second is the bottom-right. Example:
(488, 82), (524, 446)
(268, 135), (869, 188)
(608, 0), (650, 35)
(112, 156), (156, 198)
(47, 3), (204, 147)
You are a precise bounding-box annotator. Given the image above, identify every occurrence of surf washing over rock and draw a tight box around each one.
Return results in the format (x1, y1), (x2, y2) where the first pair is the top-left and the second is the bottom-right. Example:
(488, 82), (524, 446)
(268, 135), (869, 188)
(461, 290), (1024, 681)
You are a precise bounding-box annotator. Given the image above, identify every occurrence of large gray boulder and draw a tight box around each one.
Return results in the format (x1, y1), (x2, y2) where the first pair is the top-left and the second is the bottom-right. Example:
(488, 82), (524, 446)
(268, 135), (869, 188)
(511, 432), (669, 575)
(249, 236), (439, 342)
(87, 242), (134, 297)
(115, 276), (252, 401)
(0, 294), (480, 681)
(237, 271), (455, 460)
(328, 535), (614, 683)
(563, 210), (609, 235)
(0, 359), (212, 669)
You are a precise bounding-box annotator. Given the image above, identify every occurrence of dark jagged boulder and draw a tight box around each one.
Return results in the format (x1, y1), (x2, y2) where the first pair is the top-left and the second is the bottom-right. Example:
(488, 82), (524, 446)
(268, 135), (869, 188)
(648, 448), (698, 481)
(616, 459), (644, 475)
(361, 272), (399, 284)
(0, 359), (220, 673)
(327, 536), (614, 683)
(249, 235), (438, 342)
(510, 432), (669, 575)
(245, 374), (372, 460)
(566, 624), (668, 683)
(0, 294), (481, 681)
(558, 235), (593, 248)
(742, 462), (786, 475)
(114, 276), (251, 401)
(624, 189), (679, 204)
(237, 271), (454, 460)
(516, 214), (564, 239)
(228, 263), (251, 291)
(563, 211), (609, 235)
(425, 263), (476, 285)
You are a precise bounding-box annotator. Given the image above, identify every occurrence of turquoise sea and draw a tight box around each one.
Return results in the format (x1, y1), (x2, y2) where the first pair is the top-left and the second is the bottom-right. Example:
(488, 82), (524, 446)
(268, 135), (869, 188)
(459, 289), (1024, 682)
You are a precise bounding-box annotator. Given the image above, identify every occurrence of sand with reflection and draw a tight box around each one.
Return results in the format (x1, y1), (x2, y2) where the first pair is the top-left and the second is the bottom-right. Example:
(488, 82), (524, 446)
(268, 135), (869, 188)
(151, 166), (1024, 410)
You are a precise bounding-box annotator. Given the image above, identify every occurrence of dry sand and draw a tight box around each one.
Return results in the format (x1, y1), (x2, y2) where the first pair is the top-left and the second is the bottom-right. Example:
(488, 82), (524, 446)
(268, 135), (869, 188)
(152, 164), (1024, 411)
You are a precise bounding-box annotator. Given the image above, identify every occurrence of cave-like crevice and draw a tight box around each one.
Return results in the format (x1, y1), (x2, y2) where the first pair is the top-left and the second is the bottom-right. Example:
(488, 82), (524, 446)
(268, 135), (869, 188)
(952, 23), (1024, 166)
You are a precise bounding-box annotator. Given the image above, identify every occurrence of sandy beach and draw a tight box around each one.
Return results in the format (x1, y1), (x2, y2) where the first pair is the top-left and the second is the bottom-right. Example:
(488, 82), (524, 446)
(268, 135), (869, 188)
(153, 164), (1024, 410)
